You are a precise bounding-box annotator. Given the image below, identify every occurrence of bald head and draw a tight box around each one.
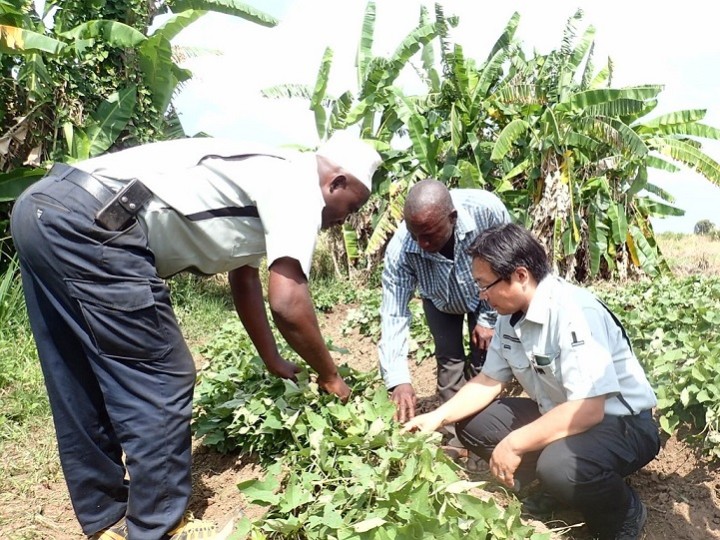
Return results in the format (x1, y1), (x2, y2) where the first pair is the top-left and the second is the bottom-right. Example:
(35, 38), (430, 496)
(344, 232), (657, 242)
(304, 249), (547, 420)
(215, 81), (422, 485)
(403, 179), (457, 253)
(404, 178), (454, 221)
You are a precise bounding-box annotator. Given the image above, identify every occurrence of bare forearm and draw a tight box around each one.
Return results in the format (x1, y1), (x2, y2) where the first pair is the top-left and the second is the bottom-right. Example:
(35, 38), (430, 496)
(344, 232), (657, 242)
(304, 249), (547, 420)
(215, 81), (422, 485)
(503, 396), (606, 455)
(434, 373), (504, 425)
(273, 302), (336, 378)
(268, 260), (337, 379)
(228, 267), (280, 363)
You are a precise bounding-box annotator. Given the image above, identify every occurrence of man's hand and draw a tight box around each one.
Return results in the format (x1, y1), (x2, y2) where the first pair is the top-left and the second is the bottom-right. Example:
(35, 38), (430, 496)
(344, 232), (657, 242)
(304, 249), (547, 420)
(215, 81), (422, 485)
(489, 436), (522, 489)
(264, 356), (301, 380)
(318, 373), (351, 402)
(390, 383), (417, 423)
(402, 409), (444, 434)
(471, 324), (494, 350)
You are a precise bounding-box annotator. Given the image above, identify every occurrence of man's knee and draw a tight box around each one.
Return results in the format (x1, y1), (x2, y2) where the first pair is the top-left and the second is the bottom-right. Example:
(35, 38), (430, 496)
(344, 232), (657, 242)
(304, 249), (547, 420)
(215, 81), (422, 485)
(454, 415), (497, 461)
(536, 439), (612, 499)
(535, 441), (578, 494)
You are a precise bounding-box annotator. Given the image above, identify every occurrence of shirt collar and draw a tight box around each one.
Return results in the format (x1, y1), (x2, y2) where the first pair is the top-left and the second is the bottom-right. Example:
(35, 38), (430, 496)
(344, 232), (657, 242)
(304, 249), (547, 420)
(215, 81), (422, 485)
(524, 275), (558, 325)
(454, 202), (475, 240)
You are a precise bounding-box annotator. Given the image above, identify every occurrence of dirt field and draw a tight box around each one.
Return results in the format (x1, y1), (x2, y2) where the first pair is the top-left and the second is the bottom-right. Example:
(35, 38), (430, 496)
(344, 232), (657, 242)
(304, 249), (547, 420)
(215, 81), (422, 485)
(3, 301), (719, 539)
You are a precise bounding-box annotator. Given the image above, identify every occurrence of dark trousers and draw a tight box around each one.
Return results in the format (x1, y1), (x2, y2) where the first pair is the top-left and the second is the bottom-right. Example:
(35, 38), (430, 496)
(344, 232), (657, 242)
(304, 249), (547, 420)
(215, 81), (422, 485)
(422, 298), (485, 403)
(10, 172), (195, 539)
(456, 397), (661, 539)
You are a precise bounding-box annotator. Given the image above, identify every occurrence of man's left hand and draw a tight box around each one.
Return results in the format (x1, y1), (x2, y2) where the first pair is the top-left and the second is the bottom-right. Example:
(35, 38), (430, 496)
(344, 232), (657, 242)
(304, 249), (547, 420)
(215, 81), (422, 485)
(471, 324), (494, 350)
(489, 436), (522, 489)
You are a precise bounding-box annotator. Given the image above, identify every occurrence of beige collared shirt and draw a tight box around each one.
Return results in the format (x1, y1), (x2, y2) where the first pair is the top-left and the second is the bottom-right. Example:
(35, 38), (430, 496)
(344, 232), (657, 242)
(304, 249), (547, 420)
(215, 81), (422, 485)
(76, 138), (324, 278)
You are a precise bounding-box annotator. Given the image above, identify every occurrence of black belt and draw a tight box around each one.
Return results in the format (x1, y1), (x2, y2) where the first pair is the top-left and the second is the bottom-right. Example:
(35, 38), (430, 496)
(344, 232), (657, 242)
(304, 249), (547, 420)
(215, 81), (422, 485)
(50, 163), (153, 231)
(50, 163), (114, 202)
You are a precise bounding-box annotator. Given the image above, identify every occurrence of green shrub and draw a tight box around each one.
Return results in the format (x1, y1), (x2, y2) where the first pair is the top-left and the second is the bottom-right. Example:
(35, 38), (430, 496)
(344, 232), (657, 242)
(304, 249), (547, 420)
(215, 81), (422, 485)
(193, 317), (545, 540)
(596, 275), (720, 458)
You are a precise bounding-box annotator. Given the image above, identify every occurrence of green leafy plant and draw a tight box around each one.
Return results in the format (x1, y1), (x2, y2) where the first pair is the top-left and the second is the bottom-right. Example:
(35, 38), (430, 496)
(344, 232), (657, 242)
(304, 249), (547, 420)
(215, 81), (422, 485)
(192, 318), (379, 457)
(596, 275), (720, 458)
(310, 278), (360, 313)
(194, 317), (547, 539)
(232, 394), (541, 539)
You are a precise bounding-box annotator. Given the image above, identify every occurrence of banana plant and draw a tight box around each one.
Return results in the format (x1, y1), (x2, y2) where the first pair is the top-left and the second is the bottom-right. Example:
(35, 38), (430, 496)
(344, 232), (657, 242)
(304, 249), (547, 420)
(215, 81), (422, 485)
(261, 1), (453, 270)
(1, 0), (279, 254)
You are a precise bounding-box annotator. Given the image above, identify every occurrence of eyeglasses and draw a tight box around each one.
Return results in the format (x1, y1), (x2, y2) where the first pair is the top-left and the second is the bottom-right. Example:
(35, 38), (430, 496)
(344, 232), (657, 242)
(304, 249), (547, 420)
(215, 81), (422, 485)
(478, 276), (503, 294)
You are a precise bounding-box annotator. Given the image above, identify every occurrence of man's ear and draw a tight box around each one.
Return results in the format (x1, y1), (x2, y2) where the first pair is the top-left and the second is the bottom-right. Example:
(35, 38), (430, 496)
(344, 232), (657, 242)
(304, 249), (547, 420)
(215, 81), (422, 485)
(329, 174), (347, 193)
(515, 266), (530, 284)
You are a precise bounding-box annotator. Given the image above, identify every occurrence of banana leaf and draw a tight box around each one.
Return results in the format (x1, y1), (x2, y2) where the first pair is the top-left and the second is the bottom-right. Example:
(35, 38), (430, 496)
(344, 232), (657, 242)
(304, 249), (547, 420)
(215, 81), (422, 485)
(0, 24), (64, 54)
(311, 48), (333, 140)
(491, 119), (530, 161)
(86, 85), (137, 158)
(59, 20), (146, 47)
(170, 0), (278, 27)
(0, 167), (46, 202)
(651, 137), (720, 184)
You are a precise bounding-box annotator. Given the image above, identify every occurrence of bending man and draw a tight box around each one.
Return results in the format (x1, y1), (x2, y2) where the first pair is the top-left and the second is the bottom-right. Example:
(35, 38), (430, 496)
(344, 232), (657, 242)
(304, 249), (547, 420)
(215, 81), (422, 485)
(10, 133), (382, 539)
(379, 178), (510, 429)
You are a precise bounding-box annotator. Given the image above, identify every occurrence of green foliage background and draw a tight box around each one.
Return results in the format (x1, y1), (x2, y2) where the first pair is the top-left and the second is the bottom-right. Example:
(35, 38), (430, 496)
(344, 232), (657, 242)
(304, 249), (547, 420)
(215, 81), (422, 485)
(597, 276), (720, 458)
(264, 3), (720, 282)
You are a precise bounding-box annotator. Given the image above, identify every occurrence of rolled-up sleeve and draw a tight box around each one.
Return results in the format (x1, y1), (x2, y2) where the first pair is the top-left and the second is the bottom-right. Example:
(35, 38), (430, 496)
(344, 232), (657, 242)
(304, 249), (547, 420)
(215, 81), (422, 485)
(481, 324), (514, 383)
(469, 192), (510, 328)
(475, 299), (498, 328)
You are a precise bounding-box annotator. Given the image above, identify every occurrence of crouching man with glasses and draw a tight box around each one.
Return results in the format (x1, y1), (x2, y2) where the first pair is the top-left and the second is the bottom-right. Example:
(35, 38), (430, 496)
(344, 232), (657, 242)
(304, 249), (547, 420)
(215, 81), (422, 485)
(404, 223), (660, 540)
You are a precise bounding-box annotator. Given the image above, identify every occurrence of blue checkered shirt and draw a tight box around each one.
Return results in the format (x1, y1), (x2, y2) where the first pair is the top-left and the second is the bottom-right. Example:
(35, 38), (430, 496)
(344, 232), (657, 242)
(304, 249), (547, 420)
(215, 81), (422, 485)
(378, 189), (511, 389)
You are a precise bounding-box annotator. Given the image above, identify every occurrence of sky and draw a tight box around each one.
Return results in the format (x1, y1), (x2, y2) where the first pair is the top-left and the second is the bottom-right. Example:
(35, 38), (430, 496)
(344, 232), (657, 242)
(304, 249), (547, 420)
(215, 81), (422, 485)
(171, 0), (720, 233)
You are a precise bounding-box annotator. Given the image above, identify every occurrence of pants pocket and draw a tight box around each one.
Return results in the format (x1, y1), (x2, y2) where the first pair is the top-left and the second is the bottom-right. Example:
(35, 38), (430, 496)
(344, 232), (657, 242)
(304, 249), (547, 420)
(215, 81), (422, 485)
(67, 278), (170, 361)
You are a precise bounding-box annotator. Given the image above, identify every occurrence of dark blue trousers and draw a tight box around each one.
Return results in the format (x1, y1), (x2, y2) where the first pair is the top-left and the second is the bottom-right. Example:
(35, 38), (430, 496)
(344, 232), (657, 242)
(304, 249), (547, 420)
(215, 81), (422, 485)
(11, 171), (195, 538)
(456, 397), (661, 539)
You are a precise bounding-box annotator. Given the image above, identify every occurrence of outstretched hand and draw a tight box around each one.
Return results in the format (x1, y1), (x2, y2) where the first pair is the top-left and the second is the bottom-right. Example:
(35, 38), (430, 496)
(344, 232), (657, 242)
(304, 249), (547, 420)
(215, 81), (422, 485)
(318, 373), (351, 402)
(402, 409), (445, 435)
(264, 356), (301, 381)
(391, 383), (417, 423)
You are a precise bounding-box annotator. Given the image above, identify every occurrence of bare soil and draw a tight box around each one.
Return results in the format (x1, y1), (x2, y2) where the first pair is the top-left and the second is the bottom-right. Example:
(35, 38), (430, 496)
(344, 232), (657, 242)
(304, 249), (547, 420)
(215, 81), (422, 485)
(2, 304), (719, 539)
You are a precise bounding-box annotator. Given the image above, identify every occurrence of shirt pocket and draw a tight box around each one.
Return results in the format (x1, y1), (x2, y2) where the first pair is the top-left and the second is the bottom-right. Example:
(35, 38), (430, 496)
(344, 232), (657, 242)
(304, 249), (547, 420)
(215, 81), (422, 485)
(66, 278), (170, 361)
(531, 349), (560, 375)
(530, 348), (567, 404)
(503, 334), (531, 371)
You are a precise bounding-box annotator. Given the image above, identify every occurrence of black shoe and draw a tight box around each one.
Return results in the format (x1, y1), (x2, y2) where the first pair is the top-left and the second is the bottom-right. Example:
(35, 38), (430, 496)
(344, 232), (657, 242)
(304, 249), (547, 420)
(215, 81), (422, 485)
(521, 490), (565, 518)
(614, 488), (647, 540)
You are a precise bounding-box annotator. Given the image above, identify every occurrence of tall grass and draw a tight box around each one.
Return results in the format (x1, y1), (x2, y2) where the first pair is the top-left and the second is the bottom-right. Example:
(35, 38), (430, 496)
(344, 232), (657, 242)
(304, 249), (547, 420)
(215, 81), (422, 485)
(167, 273), (235, 350)
(0, 258), (56, 506)
(658, 232), (720, 276)
(0, 259), (48, 439)
(0, 257), (25, 329)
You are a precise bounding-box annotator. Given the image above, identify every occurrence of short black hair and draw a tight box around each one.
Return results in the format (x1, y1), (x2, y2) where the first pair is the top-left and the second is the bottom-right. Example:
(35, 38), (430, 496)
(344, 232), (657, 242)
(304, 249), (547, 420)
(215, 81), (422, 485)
(468, 223), (551, 282)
